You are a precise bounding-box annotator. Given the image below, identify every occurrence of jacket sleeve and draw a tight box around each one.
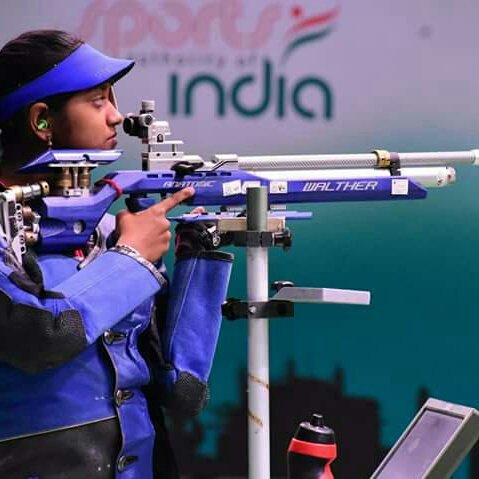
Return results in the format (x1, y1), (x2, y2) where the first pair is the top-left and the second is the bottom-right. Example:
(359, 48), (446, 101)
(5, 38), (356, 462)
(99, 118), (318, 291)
(0, 249), (165, 374)
(147, 250), (234, 416)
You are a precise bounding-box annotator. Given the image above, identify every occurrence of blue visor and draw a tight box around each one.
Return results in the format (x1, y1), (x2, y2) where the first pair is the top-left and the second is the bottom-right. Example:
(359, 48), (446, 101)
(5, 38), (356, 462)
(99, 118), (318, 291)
(0, 43), (134, 122)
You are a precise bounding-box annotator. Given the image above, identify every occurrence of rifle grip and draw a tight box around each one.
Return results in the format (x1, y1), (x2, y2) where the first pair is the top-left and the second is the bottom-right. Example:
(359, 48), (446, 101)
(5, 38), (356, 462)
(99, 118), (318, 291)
(125, 195), (155, 213)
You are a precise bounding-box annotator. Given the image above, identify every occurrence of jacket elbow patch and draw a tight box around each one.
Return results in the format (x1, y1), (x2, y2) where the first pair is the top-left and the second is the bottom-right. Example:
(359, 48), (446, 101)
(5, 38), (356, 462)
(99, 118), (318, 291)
(163, 372), (210, 416)
(0, 291), (87, 373)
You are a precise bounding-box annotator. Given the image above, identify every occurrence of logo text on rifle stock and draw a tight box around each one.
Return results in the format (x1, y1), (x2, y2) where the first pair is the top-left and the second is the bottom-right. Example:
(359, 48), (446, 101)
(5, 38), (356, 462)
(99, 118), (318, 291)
(302, 181), (379, 192)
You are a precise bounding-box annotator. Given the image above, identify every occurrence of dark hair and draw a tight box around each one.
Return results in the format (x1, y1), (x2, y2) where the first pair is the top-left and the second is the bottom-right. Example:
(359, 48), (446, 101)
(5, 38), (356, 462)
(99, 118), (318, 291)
(0, 30), (83, 148)
(0, 30), (83, 97)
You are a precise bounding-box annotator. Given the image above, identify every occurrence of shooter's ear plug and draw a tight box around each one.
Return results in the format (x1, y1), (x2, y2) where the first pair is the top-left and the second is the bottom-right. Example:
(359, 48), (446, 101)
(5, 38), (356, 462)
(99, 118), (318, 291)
(36, 119), (49, 130)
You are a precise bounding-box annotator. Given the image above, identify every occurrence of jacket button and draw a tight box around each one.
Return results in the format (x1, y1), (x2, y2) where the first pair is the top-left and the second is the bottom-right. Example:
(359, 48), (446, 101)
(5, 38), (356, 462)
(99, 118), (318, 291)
(117, 454), (138, 472)
(115, 389), (134, 407)
(103, 330), (114, 344)
(103, 329), (126, 345)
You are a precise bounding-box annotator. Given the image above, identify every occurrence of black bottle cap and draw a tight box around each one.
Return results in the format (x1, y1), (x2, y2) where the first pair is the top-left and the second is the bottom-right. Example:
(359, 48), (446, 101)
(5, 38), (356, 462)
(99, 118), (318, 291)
(294, 414), (335, 445)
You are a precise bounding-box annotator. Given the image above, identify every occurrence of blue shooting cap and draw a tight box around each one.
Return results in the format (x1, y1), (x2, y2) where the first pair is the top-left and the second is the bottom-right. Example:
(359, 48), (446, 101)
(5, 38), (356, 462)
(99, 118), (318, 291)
(0, 43), (134, 123)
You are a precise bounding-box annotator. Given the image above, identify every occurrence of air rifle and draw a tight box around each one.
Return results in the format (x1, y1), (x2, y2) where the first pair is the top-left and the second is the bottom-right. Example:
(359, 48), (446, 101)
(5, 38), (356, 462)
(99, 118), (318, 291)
(0, 99), (476, 263)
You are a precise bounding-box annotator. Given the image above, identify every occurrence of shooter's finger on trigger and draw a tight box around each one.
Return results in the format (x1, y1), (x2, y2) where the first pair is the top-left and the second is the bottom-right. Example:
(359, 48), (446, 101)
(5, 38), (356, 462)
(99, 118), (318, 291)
(155, 187), (195, 213)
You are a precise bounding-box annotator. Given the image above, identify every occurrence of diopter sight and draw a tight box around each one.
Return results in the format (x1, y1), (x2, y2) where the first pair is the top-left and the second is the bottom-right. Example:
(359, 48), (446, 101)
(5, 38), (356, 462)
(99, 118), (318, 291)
(123, 100), (204, 172)
(123, 100), (171, 144)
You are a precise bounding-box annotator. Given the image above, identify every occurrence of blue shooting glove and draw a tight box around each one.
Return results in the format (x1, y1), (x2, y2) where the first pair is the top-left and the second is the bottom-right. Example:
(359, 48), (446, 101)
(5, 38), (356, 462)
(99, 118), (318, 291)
(158, 221), (233, 415)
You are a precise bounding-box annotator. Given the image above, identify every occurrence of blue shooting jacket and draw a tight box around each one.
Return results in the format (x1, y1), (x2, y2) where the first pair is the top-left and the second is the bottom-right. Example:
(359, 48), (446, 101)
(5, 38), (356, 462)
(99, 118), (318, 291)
(0, 221), (232, 478)
(0, 246), (161, 478)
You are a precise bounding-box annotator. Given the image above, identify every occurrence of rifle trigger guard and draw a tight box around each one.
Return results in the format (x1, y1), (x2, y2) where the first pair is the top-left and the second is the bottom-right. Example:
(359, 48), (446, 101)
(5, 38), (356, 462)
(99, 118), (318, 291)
(171, 161), (204, 176)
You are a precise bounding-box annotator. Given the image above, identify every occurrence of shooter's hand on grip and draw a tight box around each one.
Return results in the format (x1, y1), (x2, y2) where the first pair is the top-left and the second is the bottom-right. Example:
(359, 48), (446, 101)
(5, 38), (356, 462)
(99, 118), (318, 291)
(175, 221), (220, 257)
(115, 187), (195, 262)
(157, 207), (234, 415)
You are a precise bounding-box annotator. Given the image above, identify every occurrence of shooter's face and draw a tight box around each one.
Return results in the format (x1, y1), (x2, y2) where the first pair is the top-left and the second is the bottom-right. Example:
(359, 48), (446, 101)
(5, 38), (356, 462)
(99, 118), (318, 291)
(50, 83), (122, 150)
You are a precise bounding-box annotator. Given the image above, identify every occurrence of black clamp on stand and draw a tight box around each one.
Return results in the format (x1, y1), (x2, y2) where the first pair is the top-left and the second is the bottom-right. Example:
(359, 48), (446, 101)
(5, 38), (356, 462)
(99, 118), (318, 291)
(222, 280), (371, 320)
(223, 281), (295, 321)
(231, 228), (292, 250)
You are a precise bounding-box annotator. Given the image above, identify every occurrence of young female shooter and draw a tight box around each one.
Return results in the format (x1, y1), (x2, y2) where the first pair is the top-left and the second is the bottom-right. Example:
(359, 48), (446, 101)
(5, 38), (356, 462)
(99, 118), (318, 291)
(0, 30), (233, 478)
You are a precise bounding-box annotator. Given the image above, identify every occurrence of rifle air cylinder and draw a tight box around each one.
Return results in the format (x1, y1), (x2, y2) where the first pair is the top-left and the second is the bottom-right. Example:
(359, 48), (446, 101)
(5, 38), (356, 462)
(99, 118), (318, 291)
(243, 166), (455, 188)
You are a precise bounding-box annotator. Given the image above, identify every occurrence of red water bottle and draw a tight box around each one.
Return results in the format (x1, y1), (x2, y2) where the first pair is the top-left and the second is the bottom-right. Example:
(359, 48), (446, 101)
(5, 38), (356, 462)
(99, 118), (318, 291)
(287, 413), (337, 479)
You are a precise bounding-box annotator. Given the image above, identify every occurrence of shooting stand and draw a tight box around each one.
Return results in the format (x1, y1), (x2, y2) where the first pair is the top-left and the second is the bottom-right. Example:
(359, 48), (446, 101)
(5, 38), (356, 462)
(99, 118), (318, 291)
(221, 186), (370, 479)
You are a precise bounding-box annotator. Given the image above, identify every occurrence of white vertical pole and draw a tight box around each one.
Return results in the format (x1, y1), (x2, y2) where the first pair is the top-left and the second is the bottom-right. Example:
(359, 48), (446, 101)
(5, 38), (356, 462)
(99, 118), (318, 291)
(246, 187), (270, 479)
